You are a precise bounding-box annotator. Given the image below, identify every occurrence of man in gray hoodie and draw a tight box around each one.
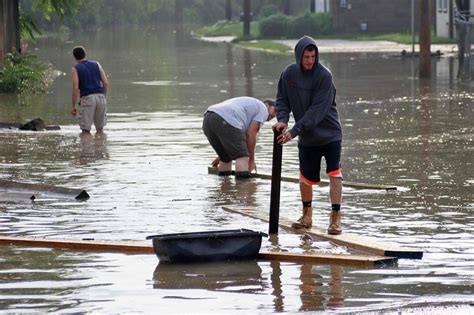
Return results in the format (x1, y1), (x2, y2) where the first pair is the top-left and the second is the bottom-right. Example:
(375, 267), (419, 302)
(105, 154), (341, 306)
(273, 36), (343, 235)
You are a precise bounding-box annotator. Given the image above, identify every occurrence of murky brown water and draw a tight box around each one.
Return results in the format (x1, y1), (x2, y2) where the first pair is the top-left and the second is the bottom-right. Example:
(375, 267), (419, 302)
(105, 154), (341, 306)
(0, 28), (473, 313)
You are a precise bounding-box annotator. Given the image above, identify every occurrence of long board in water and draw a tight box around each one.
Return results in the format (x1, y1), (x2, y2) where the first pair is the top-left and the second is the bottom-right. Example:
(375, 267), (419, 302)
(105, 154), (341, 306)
(0, 235), (396, 267)
(208, 166), (397, 191)
(0, 179), (89, 201)
(222, 207), (423, 260)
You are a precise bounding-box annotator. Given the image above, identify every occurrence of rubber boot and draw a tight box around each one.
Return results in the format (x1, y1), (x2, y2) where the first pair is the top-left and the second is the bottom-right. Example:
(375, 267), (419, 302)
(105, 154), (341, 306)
(291, 207), (313, 229)
(327, 209), (342, 235)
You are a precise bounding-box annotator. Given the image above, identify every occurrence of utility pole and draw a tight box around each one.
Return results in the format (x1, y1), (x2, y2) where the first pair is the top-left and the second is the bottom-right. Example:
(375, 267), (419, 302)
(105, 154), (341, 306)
(243, 0), (250, 39)
(174, 0), (183, 26)
(419, 0), (432, 79)
(310, 0), (315, 13)
(282, 0), (291, 15)
(448, 0), (453, 38)
(411, 0), (415, 54)
(226, 0), (232, 21)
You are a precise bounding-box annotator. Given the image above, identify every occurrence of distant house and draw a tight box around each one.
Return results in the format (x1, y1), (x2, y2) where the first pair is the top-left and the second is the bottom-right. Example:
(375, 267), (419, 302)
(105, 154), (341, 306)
(436, 0), (474, 39)
(329, 0), (435, 34)
(313, 0), (330, 13)
(328, 0), (472, 39)
(436, 0), (454, 37)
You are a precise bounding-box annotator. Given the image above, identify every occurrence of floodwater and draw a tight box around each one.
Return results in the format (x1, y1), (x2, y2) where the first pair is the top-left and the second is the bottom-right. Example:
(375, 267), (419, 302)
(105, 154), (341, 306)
(0, 28), (473, 314)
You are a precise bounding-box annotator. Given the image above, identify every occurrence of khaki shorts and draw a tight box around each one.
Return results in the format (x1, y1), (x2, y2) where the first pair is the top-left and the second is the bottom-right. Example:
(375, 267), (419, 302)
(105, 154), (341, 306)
(79, 93), (107, 131)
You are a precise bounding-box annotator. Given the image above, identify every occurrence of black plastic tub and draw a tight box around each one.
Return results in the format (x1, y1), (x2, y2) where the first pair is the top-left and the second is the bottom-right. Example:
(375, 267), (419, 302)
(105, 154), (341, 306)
(146, 229), (267, 263)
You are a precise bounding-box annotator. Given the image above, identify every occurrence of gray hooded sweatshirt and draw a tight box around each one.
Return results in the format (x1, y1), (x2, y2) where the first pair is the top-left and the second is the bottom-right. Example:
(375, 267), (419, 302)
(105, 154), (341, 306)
(276, 36), (342, 146)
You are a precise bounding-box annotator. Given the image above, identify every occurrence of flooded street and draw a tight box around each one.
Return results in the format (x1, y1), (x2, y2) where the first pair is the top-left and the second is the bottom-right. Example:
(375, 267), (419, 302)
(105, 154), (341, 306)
(0, 28), (473, 313)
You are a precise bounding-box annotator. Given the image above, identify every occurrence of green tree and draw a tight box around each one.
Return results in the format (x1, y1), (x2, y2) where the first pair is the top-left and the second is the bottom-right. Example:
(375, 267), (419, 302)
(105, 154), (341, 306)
(0, 0), (85, 61)
(20, 0), (86, 39)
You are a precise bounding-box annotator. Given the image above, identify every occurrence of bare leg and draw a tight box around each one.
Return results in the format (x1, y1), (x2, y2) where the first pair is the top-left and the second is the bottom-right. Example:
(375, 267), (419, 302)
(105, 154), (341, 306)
(300, 181), (313, 202)
(218, 161), (232, 173)
(329, 177), (342, 204)
(235, 157), (249, 172)
(235, 157), (251, 179)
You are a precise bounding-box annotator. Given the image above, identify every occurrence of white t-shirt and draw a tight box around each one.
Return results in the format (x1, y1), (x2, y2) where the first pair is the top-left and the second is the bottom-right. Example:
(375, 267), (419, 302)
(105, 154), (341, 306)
(207, 97), (268, 131)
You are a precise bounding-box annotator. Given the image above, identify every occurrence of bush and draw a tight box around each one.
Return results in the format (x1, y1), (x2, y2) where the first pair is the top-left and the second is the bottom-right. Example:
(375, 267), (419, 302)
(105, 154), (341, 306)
(291, 13), (317, 38)
(0, 53), (48, 94)
(290, 12), (332, 38)
(259, 13), (291, 39)
(258, 4), (279, 19)
(314, 12), (332, 35)
(259, 12), (332, 39)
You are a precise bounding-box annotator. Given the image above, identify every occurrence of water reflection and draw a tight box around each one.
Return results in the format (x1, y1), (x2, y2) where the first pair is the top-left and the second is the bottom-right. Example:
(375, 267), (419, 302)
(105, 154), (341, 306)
(328, 265), (345, 308)
(74, 132), (109, 165)
(294, 264), (344, 311)
(0, 246), (100, 312)
(243, 49), (253, 96)
(269, 261), (284, 311)
(226, 44), (236, 98)
(417, 81), (435, 208)
(266, 235), (345, 312)
(152, 258), (345, 312)
(153, 260), (263, 292)
(206, 177), (259, 208)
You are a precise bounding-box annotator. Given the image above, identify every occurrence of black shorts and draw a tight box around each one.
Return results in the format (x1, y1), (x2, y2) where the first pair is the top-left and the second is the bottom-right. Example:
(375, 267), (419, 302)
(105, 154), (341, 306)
(202, 111), (248, 162)
(298, 140), (342, 185)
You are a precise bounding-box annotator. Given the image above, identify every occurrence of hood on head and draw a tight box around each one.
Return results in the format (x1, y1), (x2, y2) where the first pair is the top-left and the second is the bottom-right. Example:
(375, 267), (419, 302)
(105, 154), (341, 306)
(294, 36), (319, 71)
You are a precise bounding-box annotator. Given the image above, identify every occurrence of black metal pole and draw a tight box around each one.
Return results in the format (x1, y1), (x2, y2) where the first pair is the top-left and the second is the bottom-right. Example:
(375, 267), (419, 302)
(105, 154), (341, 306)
(269, 129), (282, 234)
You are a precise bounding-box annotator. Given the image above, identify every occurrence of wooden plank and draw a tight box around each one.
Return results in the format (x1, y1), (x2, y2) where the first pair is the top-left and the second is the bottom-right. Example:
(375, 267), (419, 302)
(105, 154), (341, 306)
(0, 236), (153, 254)
(0, 235), (396, 267)
(222, 207), (423, 260)
(208, 166), (398, 190)
(257, 251), (396, 267)
(0, 179), (89, 201)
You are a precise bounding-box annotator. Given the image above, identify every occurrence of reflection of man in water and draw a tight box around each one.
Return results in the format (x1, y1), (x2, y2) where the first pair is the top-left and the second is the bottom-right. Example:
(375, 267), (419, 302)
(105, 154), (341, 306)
(327, 265), (344, 308)
(298, 264), (344, 311)
(71, 46), (109, 135)
(75, 132), (108, 165)
(203, 97), (277, 179)
(214, 176), (259, 208)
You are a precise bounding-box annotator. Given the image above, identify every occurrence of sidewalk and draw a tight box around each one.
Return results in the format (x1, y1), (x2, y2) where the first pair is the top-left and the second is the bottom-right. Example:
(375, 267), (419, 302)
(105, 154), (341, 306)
(198, 36), (460, 54)
(275, 39), (459, 54)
